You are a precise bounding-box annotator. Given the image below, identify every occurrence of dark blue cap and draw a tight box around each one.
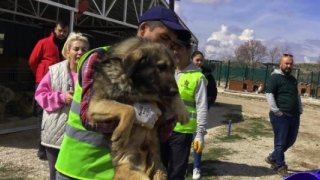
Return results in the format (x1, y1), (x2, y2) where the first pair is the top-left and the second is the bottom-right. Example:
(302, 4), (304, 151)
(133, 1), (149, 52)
(139, 6), (189, 33)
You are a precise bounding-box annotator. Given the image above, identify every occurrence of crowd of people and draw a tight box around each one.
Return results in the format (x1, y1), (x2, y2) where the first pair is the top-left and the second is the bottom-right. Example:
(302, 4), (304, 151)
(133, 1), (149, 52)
(28, 5), (301, 180)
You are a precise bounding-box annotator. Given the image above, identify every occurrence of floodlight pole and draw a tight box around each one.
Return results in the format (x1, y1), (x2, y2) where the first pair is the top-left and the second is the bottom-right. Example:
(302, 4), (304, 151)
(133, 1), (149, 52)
(169, 0), (175, 10)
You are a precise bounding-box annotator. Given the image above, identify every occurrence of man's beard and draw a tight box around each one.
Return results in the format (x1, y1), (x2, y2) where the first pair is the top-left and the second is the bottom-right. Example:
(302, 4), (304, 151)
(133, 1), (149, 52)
(281, 68), (292, 75)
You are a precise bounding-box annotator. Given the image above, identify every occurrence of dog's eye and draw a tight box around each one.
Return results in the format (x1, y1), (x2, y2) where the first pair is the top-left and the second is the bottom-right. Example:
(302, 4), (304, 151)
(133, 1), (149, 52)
(157, 64), (167, 71)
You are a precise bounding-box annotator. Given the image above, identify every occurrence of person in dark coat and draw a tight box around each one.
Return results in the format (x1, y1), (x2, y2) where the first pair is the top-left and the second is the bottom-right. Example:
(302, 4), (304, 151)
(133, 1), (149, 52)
(192, 50), (217, 108)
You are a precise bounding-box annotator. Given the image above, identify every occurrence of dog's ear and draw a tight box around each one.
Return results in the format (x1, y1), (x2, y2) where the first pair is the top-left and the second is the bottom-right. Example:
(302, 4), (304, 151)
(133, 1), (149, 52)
(122, 48), (144, 77)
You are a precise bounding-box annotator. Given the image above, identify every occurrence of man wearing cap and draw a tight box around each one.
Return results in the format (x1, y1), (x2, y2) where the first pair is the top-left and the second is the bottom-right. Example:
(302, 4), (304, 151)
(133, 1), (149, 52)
(160, 33), (208, 180)
(55, 6), (191, 180)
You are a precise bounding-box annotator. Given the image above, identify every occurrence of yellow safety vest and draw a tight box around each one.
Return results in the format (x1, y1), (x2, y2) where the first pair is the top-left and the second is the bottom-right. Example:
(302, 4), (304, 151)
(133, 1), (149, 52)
(55, 47), (115, 180)
(174, 69), (205, 134)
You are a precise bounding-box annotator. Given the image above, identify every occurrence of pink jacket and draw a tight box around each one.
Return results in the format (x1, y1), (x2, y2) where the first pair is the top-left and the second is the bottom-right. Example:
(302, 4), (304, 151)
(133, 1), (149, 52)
(35, 71), (77, 112)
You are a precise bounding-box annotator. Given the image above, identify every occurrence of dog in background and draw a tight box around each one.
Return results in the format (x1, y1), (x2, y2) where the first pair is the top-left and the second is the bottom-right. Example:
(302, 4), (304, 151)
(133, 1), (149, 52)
(0, 85), (15, 121)
(87, 37), (189, 180)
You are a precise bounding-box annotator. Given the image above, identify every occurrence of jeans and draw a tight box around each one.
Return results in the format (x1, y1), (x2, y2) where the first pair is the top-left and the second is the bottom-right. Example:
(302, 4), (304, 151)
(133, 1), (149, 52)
(269, 112), (300, 168)
(193, 133), (202, 169)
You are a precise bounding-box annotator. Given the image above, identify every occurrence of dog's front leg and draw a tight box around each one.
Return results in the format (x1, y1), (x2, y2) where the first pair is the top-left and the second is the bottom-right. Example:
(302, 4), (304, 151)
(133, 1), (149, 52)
(88, 99), (135, 147)
(145, 129), (167, 180)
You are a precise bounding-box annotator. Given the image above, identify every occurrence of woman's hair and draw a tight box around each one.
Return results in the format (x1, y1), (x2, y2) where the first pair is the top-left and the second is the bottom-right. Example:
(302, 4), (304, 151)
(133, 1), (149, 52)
(62, 32), (89, 59)
(191, 50), (204, 59)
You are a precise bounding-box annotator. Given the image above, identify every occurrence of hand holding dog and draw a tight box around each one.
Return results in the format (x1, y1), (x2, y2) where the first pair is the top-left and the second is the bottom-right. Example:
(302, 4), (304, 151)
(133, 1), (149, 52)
(134, 102), (162, 129)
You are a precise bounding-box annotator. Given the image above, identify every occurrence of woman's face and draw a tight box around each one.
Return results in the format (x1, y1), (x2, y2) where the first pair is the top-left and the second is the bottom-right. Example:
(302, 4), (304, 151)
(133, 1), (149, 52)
(67, 40), (88, 66)
(192, 54), (204, 68)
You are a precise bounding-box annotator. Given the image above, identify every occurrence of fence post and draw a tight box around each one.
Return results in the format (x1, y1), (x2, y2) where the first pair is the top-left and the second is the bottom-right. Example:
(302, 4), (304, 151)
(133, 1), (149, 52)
(218, 61), (222, 87)
(310, 71), (314, 97)
(225, 60), (230, 89)
(264, 64), (269, 92)
(316, 71), (320, 98)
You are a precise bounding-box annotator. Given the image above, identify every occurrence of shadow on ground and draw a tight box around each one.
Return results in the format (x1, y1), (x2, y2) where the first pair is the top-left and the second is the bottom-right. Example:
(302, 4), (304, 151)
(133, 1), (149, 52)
(187, 160), (275, 178)
(207, 102), (243, 130)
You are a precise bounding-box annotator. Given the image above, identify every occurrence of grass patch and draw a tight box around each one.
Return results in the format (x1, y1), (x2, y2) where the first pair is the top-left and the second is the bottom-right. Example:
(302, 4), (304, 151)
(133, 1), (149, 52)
(232, 116), (273, 139)
(217, 134), (245, 142)
(202, 147), (235, 161)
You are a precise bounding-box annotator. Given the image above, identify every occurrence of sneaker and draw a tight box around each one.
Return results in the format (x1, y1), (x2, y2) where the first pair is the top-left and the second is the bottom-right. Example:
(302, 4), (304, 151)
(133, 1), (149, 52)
(276, 165), (288, 177)
(192, 168), (201, 180)
(265, 155), (277, 169)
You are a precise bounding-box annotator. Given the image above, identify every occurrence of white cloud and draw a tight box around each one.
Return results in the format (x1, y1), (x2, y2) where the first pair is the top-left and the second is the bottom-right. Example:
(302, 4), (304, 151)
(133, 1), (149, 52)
(304, 56), (311, 63)
(204, 25), (255, 60)
(239, 29), (254, 41)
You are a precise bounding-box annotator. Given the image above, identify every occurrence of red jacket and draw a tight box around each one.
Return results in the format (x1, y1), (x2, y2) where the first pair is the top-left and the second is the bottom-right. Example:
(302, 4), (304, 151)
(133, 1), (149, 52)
(29, 32), (63, 83)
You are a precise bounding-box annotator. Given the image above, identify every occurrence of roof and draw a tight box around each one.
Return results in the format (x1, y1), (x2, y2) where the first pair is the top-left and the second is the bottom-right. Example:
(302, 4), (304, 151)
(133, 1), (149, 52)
(0, 0), (198, 43)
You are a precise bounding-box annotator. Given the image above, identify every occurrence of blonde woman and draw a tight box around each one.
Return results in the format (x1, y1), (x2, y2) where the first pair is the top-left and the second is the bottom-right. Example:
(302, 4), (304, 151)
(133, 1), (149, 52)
(35, 32), (89, 180)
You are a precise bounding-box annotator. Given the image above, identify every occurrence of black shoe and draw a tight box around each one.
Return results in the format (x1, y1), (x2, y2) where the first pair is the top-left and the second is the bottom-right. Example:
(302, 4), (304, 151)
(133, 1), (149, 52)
(275, 165), (288, 177)
(37, 150), (47, 161)
(265, 155), (277, 169)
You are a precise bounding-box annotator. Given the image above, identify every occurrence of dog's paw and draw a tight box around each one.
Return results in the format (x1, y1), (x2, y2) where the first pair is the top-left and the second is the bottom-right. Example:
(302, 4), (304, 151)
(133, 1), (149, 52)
(111, 130), (131, 149)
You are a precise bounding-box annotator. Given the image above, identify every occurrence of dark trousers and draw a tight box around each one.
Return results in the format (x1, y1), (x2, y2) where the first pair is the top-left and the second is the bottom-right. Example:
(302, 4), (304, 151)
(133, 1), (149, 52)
(35, 84), (46, 158)
(269, 112), (300, 168)
(160, 132), (193, 180)
(45, 147), (59, 180)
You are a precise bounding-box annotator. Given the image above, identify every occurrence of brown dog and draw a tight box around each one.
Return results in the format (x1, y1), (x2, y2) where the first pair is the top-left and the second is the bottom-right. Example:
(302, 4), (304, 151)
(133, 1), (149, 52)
(87, 37), (188, 180)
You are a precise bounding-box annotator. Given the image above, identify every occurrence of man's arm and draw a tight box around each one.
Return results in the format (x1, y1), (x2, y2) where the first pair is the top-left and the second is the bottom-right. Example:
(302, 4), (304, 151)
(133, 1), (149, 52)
(298, 96), (303, 114)
(29, 41), (43, 75)
(266, 93), (281, 114)
(195, 76), (208, 134)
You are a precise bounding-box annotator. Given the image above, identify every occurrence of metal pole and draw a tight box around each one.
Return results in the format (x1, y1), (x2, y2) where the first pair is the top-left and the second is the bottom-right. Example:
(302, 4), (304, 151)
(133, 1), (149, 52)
(169, 0), (175, 10)
(225, 60), (230, 89)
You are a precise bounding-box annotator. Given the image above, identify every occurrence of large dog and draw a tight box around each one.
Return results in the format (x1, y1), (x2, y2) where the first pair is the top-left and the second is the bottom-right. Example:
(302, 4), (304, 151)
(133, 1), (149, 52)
(87, 37), (188, 180)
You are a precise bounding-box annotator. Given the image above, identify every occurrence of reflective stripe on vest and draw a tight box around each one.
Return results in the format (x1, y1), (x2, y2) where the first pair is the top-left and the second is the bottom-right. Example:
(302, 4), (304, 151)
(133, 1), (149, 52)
(70, 100), (80, 114)
(65, 124), (108, 149)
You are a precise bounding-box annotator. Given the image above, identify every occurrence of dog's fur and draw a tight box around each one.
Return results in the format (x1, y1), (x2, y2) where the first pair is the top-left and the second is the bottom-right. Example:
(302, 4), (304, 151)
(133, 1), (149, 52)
(87, 37), (188, 180)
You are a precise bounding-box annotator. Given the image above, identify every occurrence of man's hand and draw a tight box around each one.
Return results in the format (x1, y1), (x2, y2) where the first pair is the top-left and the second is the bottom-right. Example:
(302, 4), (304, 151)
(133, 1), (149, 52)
(133, 102), (162, 129)
(274, 111), (283, 117)
(65, 91), (74, 105)
(192, 133), (204, 153)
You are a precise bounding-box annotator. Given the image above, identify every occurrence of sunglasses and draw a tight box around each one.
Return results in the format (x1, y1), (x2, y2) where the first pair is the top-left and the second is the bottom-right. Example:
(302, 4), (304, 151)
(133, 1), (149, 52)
(283, 53), (293, 57)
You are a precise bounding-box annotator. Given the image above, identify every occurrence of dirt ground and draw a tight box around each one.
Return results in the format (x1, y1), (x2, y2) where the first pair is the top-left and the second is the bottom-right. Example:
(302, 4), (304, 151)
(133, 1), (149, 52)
(0, 90), (319, 180)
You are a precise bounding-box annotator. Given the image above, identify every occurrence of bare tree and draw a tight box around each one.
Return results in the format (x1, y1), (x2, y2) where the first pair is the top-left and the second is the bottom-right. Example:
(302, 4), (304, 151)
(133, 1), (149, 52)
(268, 46), (281, 64)
(234, 40), (267, 66)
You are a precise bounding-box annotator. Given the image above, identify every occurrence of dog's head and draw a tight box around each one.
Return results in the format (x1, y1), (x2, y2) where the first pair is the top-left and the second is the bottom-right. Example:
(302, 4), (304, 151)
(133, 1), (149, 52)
(98, 37), (178, 99)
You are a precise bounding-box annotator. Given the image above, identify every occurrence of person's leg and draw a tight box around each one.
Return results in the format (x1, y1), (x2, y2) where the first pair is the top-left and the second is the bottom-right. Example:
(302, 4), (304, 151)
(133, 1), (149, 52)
(35, 83), (47, 160)
(193, 133), (202, 169)
(45, 147), (59, 180)
(167, 132), (193, 180)
(284, 115), (300, 152)
(270, 112), (290, 168)
(160, 140), (169, 169)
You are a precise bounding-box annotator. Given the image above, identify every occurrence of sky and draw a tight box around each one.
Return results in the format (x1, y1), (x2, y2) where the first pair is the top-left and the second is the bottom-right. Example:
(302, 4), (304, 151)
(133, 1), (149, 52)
(170, 0), (320, 63)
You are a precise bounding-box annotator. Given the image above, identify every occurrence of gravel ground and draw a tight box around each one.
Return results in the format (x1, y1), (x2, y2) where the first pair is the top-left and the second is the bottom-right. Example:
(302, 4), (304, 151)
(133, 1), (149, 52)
(0, 90), (319, 180)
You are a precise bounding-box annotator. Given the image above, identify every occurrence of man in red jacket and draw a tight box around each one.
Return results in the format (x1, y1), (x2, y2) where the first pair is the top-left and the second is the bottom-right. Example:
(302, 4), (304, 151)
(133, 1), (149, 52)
(29, 20), (69, 160)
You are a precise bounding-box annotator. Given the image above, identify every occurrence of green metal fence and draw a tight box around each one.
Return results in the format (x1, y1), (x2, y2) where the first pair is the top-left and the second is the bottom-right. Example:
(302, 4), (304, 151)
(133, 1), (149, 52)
(204, 60), (320, 98)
